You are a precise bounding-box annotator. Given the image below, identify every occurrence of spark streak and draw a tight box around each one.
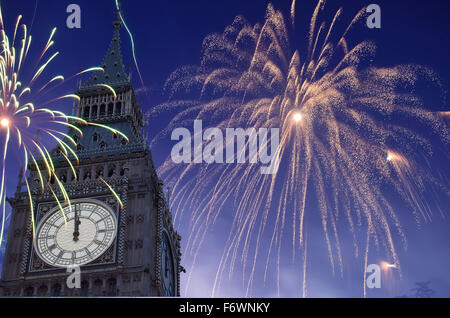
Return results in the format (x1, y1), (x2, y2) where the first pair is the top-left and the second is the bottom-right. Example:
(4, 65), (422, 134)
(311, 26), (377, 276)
(151, 0), (449, 296)
(115, 0), (145, 89)
(0, 5), (127, 247)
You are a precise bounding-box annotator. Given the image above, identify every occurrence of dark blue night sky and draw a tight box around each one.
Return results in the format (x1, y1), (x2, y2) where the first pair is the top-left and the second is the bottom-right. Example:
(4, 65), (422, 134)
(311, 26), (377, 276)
(0, 0), (449, 297)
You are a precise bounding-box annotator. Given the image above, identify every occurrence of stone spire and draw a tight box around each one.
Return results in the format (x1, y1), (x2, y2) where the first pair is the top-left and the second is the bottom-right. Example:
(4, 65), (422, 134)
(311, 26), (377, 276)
(80, 6), (130, 90)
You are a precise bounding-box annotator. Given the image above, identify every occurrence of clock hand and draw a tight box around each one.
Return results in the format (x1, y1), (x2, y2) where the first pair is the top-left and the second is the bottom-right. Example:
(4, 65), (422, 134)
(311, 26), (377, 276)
(73, 205), (81, 242)
(165, 254), (169, 277)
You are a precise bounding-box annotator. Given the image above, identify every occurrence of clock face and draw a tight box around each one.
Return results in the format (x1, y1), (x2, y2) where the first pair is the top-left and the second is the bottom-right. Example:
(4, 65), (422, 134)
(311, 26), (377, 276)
(34, 200), (117, 268)
(161, 232), (176, 296)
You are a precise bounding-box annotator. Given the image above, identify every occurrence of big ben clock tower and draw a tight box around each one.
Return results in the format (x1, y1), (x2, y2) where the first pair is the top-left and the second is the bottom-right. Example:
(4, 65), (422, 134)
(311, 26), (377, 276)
(0, 11), (181, 297)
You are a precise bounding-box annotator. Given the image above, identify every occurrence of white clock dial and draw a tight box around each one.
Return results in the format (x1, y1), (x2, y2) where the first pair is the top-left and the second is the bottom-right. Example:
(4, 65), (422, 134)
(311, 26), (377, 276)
(35, 200), (117, 267)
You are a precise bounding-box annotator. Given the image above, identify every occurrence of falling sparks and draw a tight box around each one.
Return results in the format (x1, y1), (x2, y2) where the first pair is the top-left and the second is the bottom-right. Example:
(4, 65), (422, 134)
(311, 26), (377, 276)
(0, 5), (127, 246)
(151, 0), (449, 296)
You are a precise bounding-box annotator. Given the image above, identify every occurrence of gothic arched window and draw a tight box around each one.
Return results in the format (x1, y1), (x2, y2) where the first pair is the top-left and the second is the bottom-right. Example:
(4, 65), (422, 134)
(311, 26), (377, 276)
(108, 103), (114, 116)
(91, 105), (98, 118)
(80, 281), (89, 297)
(83, 107), (90, 119)
(116, 102), (122, 115)
(83, 169), (91, 181)
(96, 166), (104, 178)
(93, 279), (103, 296)
(108, 165), (116, 178)
(37, 285), (47, 296)
(100, 104), (106, 117)
(24, 286), (34, 297)
(52, 284), (61, 297)
(60, 171), (67, 183)
(92, 133), (99, 143)
(107, 278), (117, 296)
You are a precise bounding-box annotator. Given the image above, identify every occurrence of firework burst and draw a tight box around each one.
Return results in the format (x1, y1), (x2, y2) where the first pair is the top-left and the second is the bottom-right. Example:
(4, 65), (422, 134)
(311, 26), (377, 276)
(0, 6), (128, 247)
(150, 0), (450, 296)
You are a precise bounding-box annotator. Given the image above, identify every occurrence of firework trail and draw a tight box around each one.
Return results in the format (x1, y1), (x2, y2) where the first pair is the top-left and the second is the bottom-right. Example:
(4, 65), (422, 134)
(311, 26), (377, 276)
(150, 1), (450, 296)
(0, 5), (128, 247)
(115, 0), (145, 90)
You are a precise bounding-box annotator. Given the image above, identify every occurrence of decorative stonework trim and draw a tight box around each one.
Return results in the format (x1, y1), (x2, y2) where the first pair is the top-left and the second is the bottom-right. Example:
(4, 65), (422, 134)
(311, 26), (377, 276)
(117, 186), (128, 265)
(20, 199), (35, 276)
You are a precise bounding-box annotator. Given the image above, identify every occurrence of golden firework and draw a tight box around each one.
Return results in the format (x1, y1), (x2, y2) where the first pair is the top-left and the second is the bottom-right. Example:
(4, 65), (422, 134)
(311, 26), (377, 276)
(0, 6), (128, 246)
(151, 0), (449, 296)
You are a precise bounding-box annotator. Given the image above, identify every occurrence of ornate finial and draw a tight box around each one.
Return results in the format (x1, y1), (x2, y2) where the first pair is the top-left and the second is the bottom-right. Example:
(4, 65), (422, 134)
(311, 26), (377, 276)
(113, 1), (122, 30)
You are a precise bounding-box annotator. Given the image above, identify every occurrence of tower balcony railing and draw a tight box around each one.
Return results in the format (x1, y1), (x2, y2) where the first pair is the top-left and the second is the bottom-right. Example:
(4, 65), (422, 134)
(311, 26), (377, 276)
(51, 141), (147, 162)
(71, 113), (130, 124)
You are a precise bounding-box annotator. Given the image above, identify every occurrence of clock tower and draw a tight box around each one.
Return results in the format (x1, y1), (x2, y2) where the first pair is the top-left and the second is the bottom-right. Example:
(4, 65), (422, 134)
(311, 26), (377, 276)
(0, 11), (181, 297)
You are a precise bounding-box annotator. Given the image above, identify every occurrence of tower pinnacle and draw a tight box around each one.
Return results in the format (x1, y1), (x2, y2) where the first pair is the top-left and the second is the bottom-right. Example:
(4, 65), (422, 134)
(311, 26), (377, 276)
(113, 2), (122, 30)
(79, 4), (129, 91)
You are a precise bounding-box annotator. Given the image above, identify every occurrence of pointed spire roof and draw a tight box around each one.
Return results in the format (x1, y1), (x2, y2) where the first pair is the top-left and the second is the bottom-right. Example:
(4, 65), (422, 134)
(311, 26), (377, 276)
(80, 9), (130, 90)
